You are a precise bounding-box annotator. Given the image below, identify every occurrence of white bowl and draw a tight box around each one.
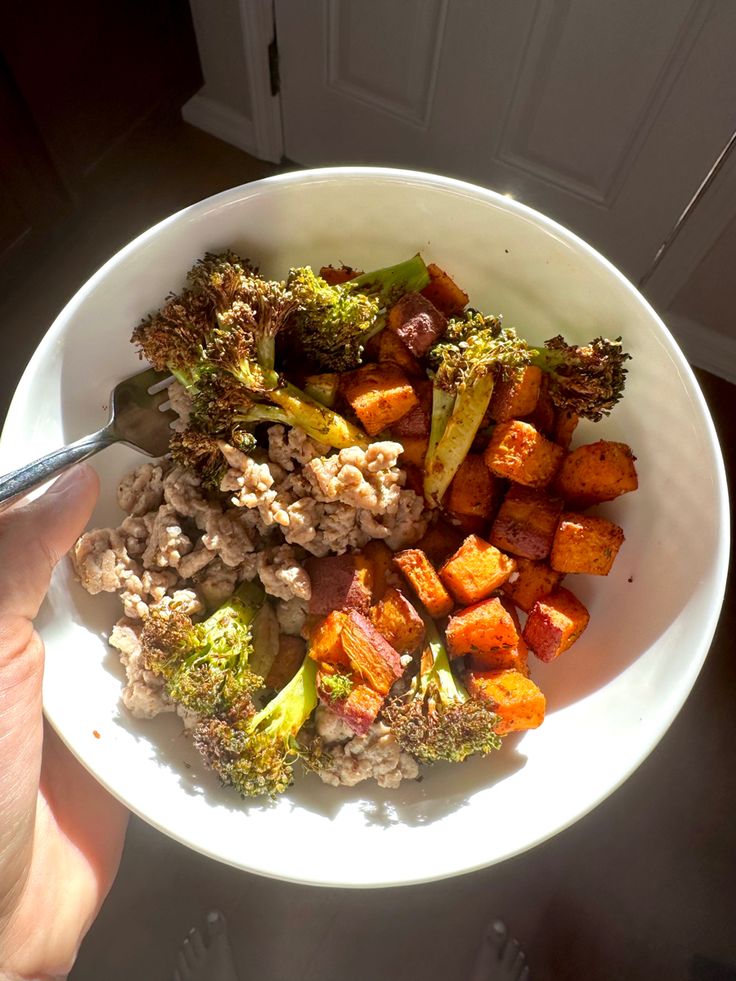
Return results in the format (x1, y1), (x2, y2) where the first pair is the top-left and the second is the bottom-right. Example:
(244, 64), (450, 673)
(1, 168), (729, 887)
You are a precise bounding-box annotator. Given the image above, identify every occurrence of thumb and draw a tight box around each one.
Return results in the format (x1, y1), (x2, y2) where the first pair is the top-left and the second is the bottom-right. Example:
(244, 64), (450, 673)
(0, 464), (100, 622)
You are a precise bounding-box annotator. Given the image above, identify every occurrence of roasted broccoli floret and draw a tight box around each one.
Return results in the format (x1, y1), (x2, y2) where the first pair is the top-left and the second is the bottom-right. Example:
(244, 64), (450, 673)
(169, 426), (256, 487)
(133, 251), (370, 451)
(286, 254), (430, 371)
(424, 312), (529, 506)
(424, 313), (630, 506)
(140, 581), (266, 719)
(530, 335), (630, 422)
(193, 655), (320, 798)
(383, 616), (501, 765)
(319, 671), (355, 702)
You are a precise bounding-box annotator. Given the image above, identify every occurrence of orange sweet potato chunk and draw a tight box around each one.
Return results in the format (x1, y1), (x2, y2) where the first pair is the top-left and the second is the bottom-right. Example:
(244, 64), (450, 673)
(467, 597), (530, 674)
(414, 520), (465, 566)
(340, 611), (403, 695)
(438, 534), (516, 605)
(308, 611), (350, 667)
(522, 587), (590, 663)
(378, 329), (423, 378)
(489, 486), (563, 560)
(319, 264), (361, 285)
(420, 262), (469, 316)
(361, 540), (395, 602)
(446, 596), (519, 658)
(387, 292), (447, 357)
(465, 668), (546, 735)
(398, 434), (429, 468)
(551, 513), (625, 576)
(501, 557), (564, 613)
(394, 548), (454, 617)
(317, 670), (384, 735)
(447, 455), (498, 519)
(553, 440), (638, 508)
(341, 363), (419, 435)
(483, 420), (565, 488)
(369, 587), (425, 654)
(490, 366), (543, 422)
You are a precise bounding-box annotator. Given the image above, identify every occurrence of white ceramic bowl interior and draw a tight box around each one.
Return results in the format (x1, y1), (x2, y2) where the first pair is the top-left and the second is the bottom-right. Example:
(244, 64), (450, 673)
(0, 168), (729, 887)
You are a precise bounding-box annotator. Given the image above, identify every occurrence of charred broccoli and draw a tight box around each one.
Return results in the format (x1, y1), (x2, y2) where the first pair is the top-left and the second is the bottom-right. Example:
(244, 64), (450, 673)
(286, 254), (430, 371)
(140, 581), (266, 719)
(424, 313), (630, 505)
(132, 251), (371, 453)
(383, 616), (501, 765)
(193, 655), (319, 798)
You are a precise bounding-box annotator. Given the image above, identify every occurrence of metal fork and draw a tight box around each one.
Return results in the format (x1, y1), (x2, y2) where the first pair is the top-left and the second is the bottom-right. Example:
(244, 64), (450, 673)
(0, 368), (177, 511)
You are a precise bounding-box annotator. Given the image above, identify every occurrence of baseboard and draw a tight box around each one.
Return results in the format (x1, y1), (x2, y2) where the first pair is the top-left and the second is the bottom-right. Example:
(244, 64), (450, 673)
(181, 91), (257, 156)
(664, 312), (736, 385)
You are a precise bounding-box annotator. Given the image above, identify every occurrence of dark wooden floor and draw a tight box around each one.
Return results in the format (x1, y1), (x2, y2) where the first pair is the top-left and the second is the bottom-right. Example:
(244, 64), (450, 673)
(2, 107), (733, 981)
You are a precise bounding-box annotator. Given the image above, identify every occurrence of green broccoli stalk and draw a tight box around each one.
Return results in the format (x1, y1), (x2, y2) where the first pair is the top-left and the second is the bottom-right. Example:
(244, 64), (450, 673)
(424, 312), (529, 506)
(140, 581), (266, 719)
(383, 616), (501, 765)
(424, 314), (631, 506)
(286, 253), (430, 371)
(193, 655), (320, 798)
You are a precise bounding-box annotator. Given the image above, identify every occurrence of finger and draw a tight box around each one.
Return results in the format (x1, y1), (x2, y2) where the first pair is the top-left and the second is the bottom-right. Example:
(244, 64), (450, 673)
(0, 464), (99, 621)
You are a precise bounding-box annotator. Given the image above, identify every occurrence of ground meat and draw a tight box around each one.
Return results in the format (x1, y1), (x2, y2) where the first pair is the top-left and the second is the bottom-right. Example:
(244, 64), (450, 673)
(177, 540), (216, 579)
(256, 545), (311, 602)
(163, 466), (210, 520)
(167, 380), (192, 432)
(109, 618), (173, 719)
(117, 464), (166, 516)
(72, 528), (136, 594)
(276, 597), (308, 636)
(194, 557), (239, 608)
(120, 568), (178, 620)
(141, 504), (193, 570)
(200, 509), (254, 567)
(267, 425), (329, 472)
(316, 714), (419, 789)
(118, 514), (152, 558)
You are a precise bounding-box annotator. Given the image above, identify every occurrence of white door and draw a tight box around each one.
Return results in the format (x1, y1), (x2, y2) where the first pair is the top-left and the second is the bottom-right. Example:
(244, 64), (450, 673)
(274, 0), (736, 284)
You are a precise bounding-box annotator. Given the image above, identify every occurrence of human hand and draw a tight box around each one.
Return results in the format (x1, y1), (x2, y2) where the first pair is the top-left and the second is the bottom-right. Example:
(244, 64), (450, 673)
(0, 466), (129, 980)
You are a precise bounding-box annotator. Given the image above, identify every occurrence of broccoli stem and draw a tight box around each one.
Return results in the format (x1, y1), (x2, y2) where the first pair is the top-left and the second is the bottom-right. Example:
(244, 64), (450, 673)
(421, 615), (468, 703)
(423, 374), (496, 507)
(349, 254), (430, 305)
(270, 381), (371, 449)
(249, 654), (318, 740)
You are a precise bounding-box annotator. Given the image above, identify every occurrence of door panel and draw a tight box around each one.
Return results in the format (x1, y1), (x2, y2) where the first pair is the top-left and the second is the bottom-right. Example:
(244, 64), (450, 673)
(276, 0), (736, 281)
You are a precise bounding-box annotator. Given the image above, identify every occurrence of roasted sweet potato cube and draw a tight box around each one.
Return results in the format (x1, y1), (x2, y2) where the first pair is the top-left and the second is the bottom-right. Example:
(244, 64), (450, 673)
(317, 669), (384, 735)
(523, 587), (589, 662)
(524, 374), (555, 436)
(490, 366), (543, 422)
(319, 264), (361, 285)
(465, 668), (546, 735)
(551, 513), (625, 576)
(341, 363), (419, 436)
(446, 596), (519, 658)
(414, 520), (465, 566)
(484, 420), (565, 488)
(489, 486), (563, 560)
(361, 540), (396, 602)
(501, 557), (563, 612)
(402, 463), (425, 498)
(369, 587), (425, 654)
(308, 611), (350, 666)
(398, 434), (429, 468)
(391, 401), (430, 438)
(267, 635), (307, 691)
(306, 554), (372, 616)
(340, 611), (403, 695)
(553, 440), (638, 508)
(420, 262), (469, 316)
(378, 329), (423, 378)
(394, 548), (454, 617)
(387, 292), (447, 356)
(439, 535), (516, 605)
(447, 455), (498, 519)
(467, 599), (530, 674)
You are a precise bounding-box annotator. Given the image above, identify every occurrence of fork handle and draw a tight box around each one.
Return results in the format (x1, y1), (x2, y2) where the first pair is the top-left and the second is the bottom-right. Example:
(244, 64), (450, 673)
(0, 428), (117, 512)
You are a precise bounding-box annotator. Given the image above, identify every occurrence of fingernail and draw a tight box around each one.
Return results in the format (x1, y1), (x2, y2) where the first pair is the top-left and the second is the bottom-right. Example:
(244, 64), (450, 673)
(206, 909), (225, 935)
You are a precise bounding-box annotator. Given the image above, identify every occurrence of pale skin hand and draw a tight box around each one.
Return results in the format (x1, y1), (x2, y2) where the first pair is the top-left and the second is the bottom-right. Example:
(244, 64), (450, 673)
(0, 466), (129, 980)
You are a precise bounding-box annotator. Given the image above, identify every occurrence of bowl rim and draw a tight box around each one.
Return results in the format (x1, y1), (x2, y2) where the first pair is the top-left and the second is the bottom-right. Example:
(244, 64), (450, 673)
(3, 165), (730, 887)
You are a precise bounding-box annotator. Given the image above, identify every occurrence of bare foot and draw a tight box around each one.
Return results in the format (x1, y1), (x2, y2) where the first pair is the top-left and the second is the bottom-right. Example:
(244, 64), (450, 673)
(469, 919), (530, 981)
(172, 909), (239, 981)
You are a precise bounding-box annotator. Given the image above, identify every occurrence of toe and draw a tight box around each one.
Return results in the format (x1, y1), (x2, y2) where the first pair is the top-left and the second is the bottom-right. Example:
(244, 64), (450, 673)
(501, 937), (521, 971)
(188, 926), (206, 961)
(206, 908), (227, 940)
(490, 919), (508, 957)
(176, 951), (190, 979)
(513, 948), (527, 979)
